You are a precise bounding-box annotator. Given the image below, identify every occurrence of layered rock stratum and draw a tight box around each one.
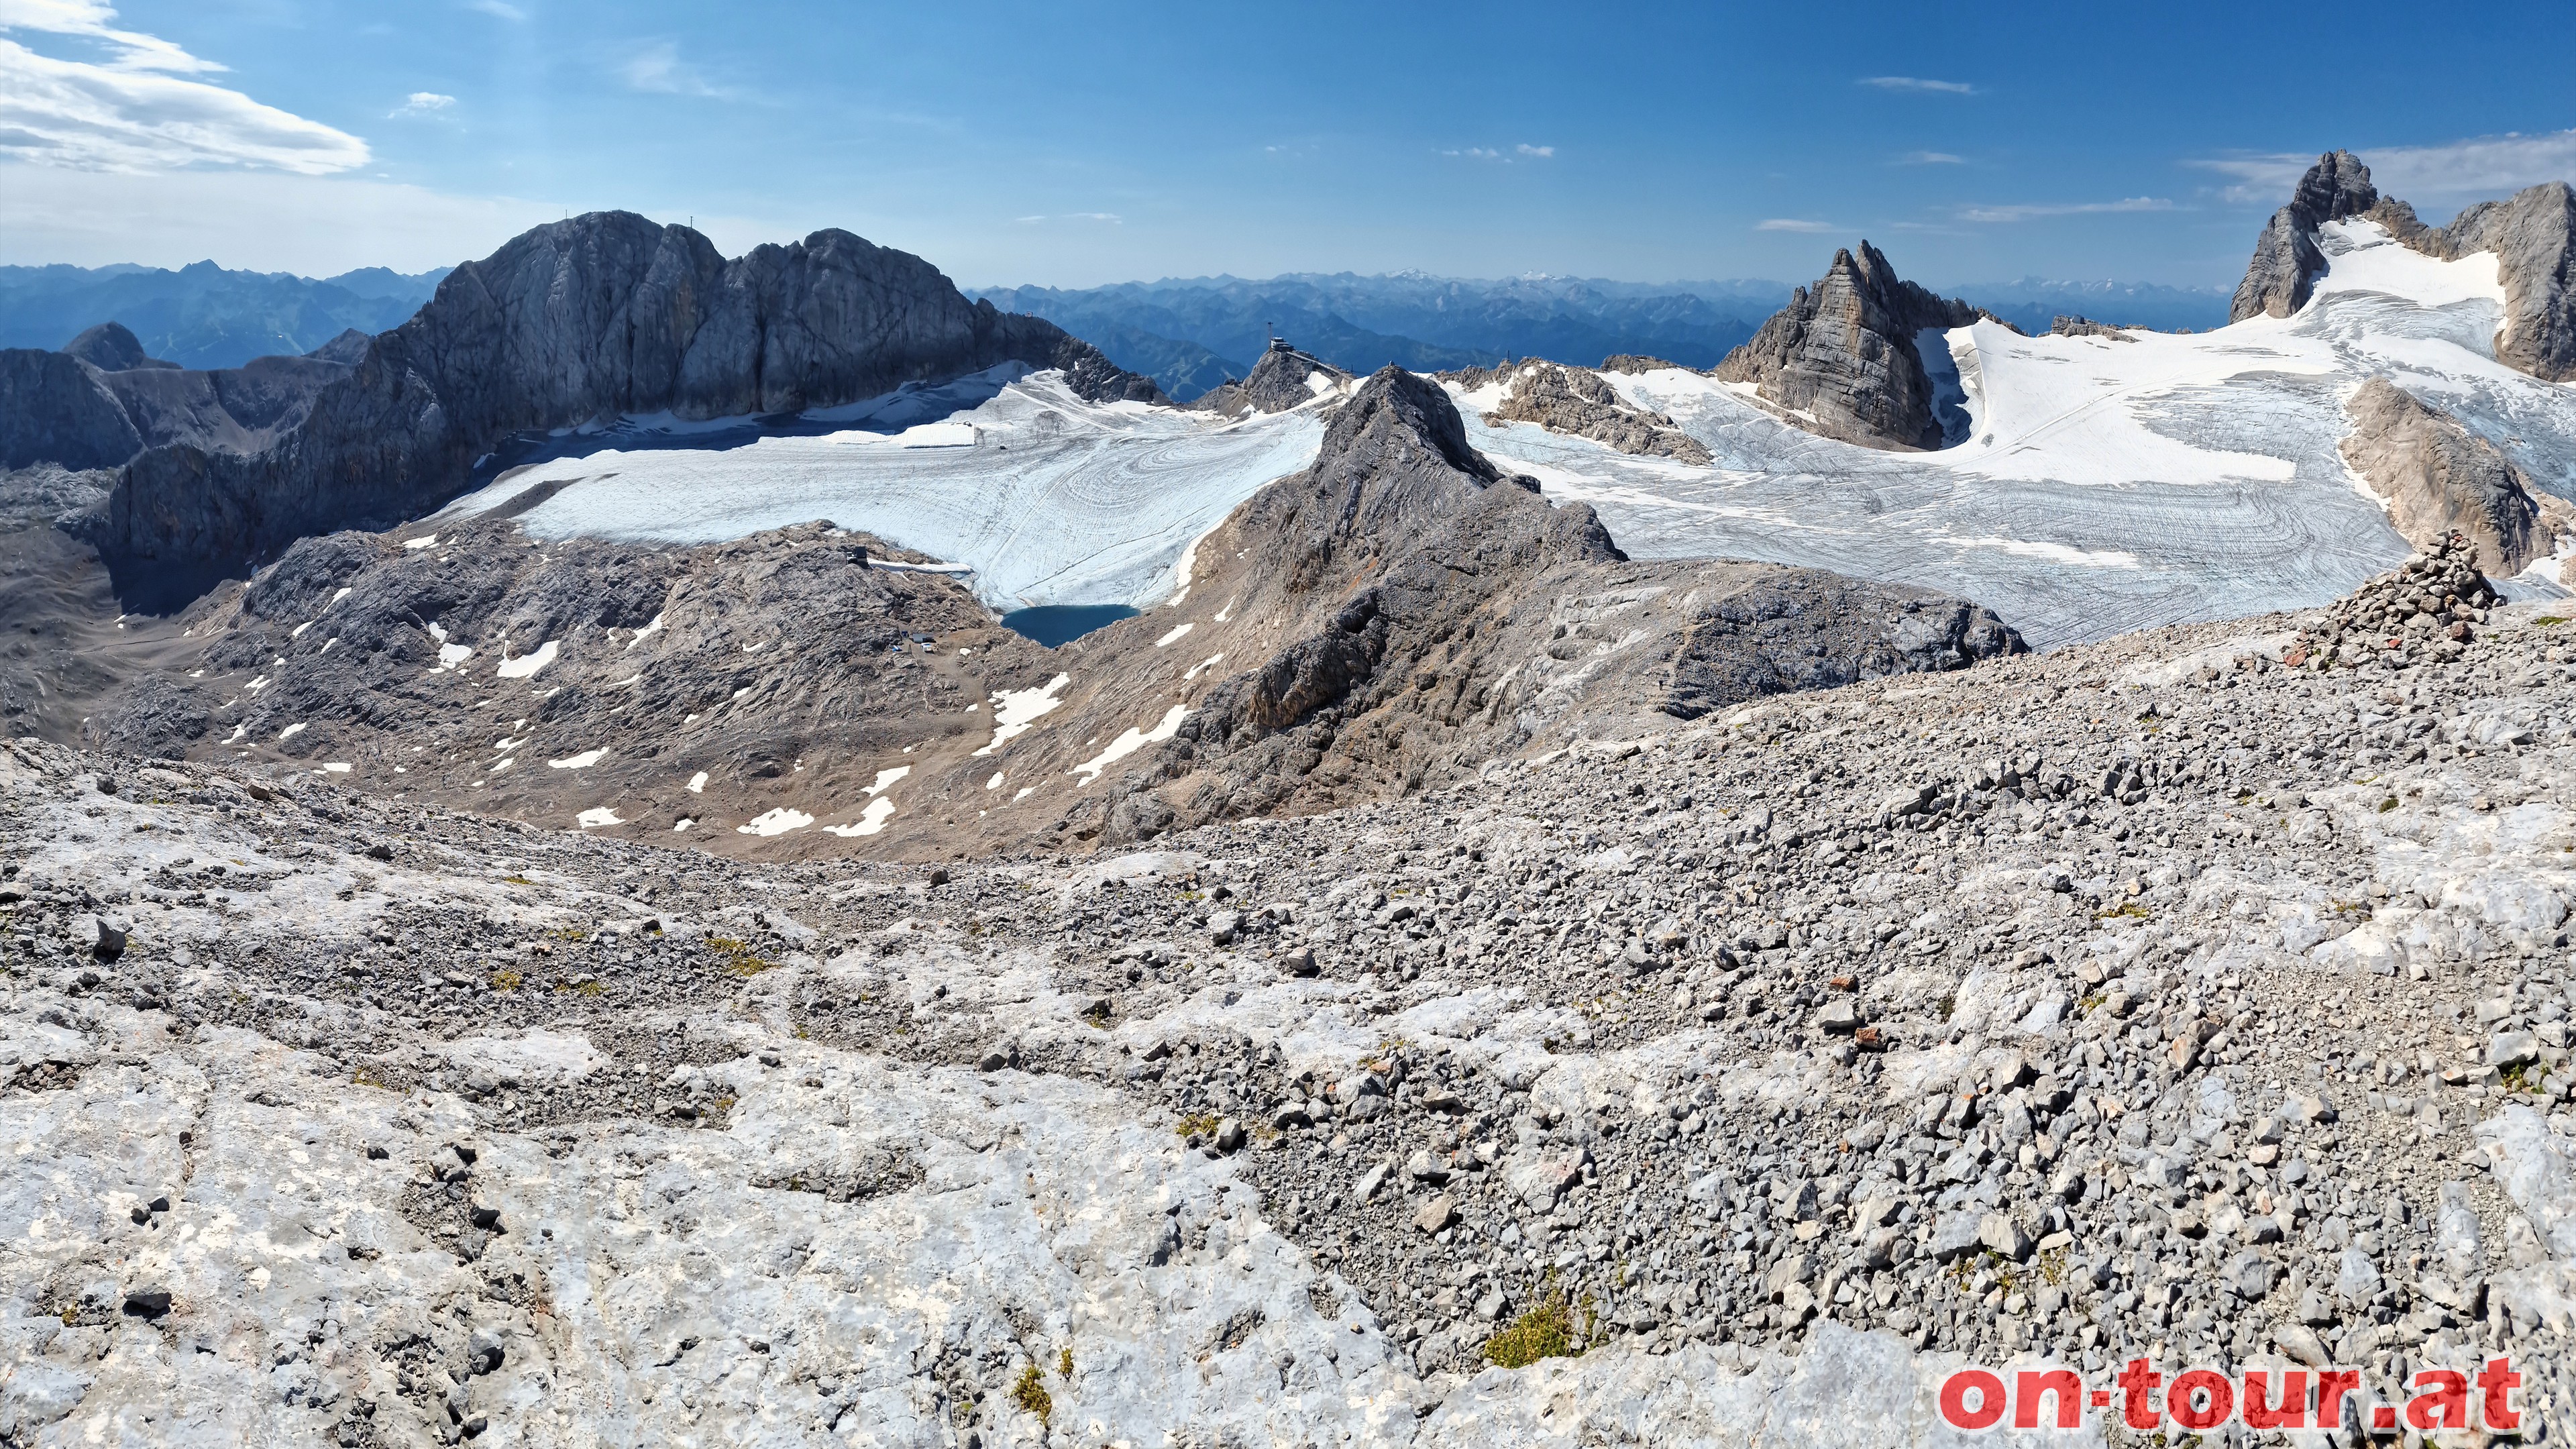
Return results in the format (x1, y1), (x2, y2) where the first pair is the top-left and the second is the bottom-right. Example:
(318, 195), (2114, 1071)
(1709, 242), (1994, 451)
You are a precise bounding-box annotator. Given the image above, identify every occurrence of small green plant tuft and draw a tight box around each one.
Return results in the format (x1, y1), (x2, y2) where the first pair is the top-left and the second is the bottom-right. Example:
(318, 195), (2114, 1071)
(1011, 1363), (1052, 1423)
(1482, 1281), (1589, 1369)
(1057, 1346), (1073, 1377)
(1175, 1111), (1221, 1141)
(704, 936), (777, 977)
(2378, 796), (2400, 814)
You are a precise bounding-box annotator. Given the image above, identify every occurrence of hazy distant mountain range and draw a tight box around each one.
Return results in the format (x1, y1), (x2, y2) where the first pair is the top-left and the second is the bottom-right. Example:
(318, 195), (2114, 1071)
(0, 256), (2232, 399)
(0, 261), (448, 370)
(972, 272), (2232, 399)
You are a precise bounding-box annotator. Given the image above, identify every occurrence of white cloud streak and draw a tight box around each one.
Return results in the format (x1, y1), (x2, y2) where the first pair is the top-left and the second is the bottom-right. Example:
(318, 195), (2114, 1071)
(1955, 197), (2174, 223)
(0, 3), (368, 173)
(2192, 129), (2576, 206)
(1012, 213), (1121, 225)
(1755, 218), (1839, 233)
(392, 91), (454, 118)
(621, 40), (727, 98)
(464, 0), (527, 18)
(1899, 150), (1963, 165)
(1858, 76), (1976, 95)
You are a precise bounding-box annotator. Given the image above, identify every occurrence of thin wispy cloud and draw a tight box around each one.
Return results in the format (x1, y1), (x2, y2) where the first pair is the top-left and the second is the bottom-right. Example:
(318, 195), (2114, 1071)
(1439, 143), (1554, 163)
(2192, 129), (2576, 205)
(391, 91), (454, 118)
(621, 40), (727, 98)
(1898, 150), (1963, 165)
(1756, 218), (1839, 233)
(1955, 197), (2174, 223)
(462, 0), (526, 19)
(1013, 212), (1121, 225)
(1858, 76), (1976, 95)
(0, 0), (369, 172)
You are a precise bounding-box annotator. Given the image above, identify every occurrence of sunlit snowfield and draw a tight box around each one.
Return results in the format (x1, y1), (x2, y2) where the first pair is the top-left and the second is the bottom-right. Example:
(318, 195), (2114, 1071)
(1459, 221), (2576, 648)
(435, 223), (2576, 649)
(439, 366), (1326, 610)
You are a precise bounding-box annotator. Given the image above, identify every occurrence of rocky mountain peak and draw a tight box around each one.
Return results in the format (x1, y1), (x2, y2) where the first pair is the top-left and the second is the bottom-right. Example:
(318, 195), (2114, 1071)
(85, 211), (1161, 584)
(2230, 150), (2381, 323)
(2290, 149), (2379, 229)
(1711, 240), (1984, 450)
(1189, 339), (1351, 419)
(60, 322), (175, 373)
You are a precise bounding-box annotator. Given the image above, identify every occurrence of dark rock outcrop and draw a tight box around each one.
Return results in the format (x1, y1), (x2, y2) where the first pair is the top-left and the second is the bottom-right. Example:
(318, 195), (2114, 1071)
(2229, 150), (2379, 324)
(2338, 378), (2561, 574)
(61, 322), (177, 372)
(1189, 339), (1350, 419)
(2367, 182), (2576, 382)
(88, 211), (1162, 575)
(1711, 242), (1993, 451)
(2048, 316), (2135, 341)
(1463, 360), (1712, 463)
(0, 350), (141, 470)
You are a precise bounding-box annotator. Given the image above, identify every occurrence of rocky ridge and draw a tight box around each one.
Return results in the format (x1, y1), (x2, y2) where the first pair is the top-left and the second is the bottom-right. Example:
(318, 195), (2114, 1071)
(83, 213), (1164, 579)
(2230, 151), (2576, 383)
(1711, 241), (2000, 451)
(2367, 180), (2576, 384)
(9, 539), (2576, 1444)
(2229, 150), (2381, 324)
(1454, 360), (1712, 464)
(50, 368), (2021, 865)
(1187, 339), (1354, 419)
(2339, 380), (2564, 575)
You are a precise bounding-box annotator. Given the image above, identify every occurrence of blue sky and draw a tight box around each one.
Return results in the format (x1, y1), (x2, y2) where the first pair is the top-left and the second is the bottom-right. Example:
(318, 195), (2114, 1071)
(4, 0), (2573, 290)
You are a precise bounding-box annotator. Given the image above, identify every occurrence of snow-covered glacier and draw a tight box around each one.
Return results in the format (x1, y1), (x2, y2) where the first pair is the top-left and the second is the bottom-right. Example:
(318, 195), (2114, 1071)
(437, 367), (1326, 610)
(433, 221), (2576, 649)
(1460, 219), (2576, 648)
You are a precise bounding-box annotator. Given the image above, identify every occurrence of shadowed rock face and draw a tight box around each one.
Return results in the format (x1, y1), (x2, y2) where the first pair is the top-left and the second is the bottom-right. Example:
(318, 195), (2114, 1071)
(2339, 378), (2560, 575)
(2229, 150), (2379, 324)
(1461, 360), (1712, 464)
(85, 212), (1162, 579)
(0, 350), (140, 470)
(1189, 340), (1351, 419)
(3, 325), (352, 474)
(1711, 241), (1986, 451)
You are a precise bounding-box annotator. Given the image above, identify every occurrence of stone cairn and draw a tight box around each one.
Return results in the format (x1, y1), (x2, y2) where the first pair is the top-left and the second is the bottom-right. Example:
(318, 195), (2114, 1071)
(2284, 531), (2494, 671)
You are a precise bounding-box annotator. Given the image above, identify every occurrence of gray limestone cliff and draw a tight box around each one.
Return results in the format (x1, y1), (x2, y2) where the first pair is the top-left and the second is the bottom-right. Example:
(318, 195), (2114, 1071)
(2367, 182), (2576, 383)
(87, 211), (1162, 573)
(2339, 378), (2561, 576)
(1711, 242), (1992, 451)
(2228, 150), (2379, 323)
